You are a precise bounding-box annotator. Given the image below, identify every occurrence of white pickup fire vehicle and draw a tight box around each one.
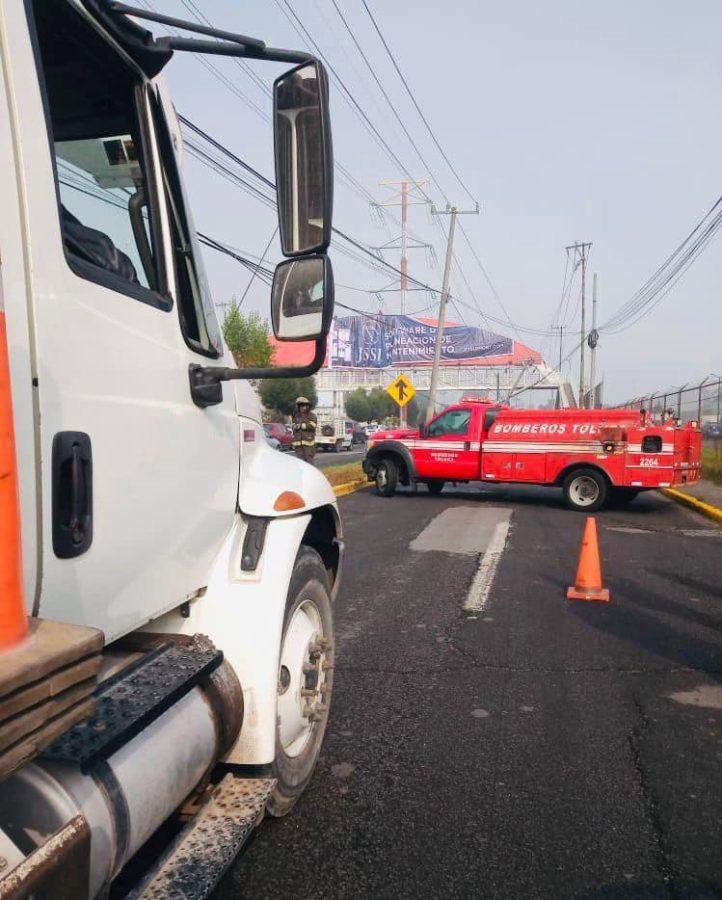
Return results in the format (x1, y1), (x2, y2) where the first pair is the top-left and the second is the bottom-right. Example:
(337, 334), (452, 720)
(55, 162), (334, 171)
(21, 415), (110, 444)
(363, 398), (702, 510)
(0, 1), (341, 896)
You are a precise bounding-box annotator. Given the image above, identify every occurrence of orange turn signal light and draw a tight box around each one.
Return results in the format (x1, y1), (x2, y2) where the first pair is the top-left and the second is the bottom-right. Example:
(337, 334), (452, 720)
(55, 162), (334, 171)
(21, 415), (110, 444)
(274, 491), (306, 512)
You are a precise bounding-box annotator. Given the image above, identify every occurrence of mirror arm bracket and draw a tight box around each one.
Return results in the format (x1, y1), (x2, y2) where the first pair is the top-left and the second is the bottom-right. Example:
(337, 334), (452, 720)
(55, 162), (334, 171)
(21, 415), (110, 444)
(189, 340), (326, 408)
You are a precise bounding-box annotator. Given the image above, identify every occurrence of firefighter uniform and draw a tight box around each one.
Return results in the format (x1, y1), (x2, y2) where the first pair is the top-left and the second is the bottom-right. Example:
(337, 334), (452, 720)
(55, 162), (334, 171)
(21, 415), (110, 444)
(292, 397), (317, 463)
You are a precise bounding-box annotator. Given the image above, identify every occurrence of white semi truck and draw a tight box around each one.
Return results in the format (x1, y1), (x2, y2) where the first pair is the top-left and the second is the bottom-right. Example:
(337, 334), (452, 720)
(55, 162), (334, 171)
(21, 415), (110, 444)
(0, 1), (341, 896)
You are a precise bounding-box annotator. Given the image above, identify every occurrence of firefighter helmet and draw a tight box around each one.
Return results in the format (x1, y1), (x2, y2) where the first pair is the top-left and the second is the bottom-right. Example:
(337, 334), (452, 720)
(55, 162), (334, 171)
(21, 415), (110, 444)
(296, 396), (310, 405)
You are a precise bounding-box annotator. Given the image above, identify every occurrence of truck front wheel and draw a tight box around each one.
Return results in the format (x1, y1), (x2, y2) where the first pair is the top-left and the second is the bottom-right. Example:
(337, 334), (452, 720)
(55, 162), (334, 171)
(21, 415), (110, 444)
(375, 458), (398, 497)
(269, 547), (334, 817)
(562, 468), (608, 512)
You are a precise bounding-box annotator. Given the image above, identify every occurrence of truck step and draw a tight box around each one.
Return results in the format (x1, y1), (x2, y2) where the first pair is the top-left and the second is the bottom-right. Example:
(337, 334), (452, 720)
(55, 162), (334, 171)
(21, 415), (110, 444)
(42, 638), (222, 773)
(128, 775), (276, 900)
(0, 619), (103, 780)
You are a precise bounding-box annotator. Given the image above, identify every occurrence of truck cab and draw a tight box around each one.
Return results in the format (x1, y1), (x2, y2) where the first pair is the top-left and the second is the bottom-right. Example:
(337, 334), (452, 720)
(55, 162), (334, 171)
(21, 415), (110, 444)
(1, 1), (341, 894)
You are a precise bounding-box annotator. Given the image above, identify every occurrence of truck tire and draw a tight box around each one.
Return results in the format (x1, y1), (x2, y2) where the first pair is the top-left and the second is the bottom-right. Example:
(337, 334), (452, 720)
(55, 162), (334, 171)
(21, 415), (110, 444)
(375, 458), (398, 497)
(268, 546), (334, 817)
(426, 480), (445, 495)
(562, 468), (608, 512)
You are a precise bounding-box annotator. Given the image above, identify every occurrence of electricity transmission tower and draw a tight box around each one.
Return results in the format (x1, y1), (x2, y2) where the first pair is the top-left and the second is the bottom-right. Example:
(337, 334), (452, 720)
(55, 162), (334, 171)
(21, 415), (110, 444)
(373, 179), (433, 314)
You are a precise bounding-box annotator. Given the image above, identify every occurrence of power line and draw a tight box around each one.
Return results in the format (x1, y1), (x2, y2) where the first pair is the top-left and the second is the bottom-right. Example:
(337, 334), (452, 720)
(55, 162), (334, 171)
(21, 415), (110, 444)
(328, 0), (449, 205)
(360, 0), (477, 206)
(602, 195), (722, 334)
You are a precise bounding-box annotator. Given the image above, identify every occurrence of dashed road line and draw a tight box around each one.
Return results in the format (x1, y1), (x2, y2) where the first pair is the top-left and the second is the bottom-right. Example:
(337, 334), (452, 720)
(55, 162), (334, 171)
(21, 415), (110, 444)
(463, 518), (511, 612)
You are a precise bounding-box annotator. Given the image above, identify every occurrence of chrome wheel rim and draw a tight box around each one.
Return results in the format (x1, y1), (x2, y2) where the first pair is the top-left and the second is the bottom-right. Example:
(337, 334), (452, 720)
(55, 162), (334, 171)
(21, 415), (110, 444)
(569, 475), (600, 507)
(377, 466), (388, 488)
(277, 599), (329, 758)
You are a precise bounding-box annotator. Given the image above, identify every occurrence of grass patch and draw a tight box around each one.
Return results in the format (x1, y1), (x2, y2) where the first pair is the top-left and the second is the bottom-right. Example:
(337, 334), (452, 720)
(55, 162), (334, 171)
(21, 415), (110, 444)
(702, 443), (722, 485)
(322, 461), (365, 488)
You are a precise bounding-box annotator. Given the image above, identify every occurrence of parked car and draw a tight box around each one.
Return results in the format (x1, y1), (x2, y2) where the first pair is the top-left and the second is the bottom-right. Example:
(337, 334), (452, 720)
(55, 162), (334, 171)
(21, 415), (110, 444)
(351, 424), (367, 445)
(263, 422), (293, 451)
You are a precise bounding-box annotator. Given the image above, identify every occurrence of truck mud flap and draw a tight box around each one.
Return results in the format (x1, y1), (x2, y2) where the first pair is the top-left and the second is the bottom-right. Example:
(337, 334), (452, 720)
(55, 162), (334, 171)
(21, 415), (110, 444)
(128, 775), (275, 900)
(41, 638), (223, 773)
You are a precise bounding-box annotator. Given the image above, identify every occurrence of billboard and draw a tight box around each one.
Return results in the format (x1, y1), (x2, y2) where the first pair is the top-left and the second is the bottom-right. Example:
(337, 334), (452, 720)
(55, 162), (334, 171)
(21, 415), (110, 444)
(328, 314), (514, 368)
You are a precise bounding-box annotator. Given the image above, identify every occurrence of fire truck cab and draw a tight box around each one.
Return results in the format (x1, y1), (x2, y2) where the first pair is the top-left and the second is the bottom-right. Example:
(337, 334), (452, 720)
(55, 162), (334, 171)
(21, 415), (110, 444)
(363, 398), (702, 511)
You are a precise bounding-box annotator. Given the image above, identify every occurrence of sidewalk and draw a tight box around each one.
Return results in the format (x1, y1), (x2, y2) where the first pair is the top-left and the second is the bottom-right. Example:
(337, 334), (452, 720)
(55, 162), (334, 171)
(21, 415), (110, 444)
(664, 478), (722, 524)
(676, 478), (722, 507)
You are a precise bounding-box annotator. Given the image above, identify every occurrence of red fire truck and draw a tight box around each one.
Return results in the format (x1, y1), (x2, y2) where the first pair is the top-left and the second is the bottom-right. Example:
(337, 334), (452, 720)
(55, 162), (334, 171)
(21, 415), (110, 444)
(362, 399), (701, 511)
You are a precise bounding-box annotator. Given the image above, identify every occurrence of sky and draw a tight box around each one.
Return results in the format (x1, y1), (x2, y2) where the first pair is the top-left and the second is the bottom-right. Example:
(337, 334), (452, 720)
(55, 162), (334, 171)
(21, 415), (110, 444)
(154, 0), (722, 402)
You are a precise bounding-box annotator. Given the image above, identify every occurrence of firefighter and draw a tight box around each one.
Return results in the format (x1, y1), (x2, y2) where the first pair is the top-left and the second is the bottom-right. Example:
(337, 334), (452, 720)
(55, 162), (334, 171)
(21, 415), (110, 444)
(292, 396), (317, 463)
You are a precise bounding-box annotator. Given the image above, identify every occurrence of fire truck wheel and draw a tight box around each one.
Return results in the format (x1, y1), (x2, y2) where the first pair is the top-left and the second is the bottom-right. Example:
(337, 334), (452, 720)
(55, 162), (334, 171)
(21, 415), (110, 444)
(562, 468), (608, 512)
(375, 458), (398, 497)
(269, 546), (334, 817)
(426, 480), (445, 495)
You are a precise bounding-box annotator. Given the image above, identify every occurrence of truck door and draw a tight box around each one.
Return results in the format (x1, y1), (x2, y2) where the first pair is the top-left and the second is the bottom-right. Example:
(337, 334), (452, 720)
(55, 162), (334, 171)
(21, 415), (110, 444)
(14, 1), (239, 640)
(415, 406), (480, 480)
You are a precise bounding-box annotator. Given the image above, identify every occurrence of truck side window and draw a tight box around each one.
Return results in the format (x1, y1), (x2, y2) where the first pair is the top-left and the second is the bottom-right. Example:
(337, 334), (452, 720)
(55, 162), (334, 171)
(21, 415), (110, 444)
(483, 408), (501, 431)
(149, 94), (223, 358)
(641, 435), (662, 453)
(427, 410), (471, 437)
(30, 0), (164, 306)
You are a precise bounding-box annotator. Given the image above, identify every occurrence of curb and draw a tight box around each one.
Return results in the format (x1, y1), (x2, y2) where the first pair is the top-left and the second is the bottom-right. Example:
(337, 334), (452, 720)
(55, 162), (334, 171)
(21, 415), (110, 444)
(332, 478), (371, 498)
(662, 487), (722, 525)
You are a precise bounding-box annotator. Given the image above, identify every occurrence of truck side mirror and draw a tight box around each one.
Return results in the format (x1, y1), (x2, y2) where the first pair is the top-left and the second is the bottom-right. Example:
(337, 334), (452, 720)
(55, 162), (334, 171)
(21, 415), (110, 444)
(274, 60), (333, 257)
(271, 255), (334, 342)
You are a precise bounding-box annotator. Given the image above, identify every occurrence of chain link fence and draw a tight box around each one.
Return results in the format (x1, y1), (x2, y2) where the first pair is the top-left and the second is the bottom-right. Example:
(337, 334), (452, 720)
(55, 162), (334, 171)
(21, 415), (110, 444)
(617, 374), (722, 429)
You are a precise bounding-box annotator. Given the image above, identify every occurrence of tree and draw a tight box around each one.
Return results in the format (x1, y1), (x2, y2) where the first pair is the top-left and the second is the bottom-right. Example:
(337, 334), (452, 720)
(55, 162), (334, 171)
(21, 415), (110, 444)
(222, 302), (274, 368)
(345, 388), (371, 422)
(258, 376), (317, 417)
(367, 386), (396, 422)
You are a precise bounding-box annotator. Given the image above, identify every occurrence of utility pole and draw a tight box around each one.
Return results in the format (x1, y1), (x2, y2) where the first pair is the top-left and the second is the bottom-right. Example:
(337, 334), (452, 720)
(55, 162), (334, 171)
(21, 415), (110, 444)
(588, 272), (599, 408)
(554, 325), (564, 372)
(426, 203), (479, 422)
(565, 241), (592, 408)
(375, 179), (432, 427)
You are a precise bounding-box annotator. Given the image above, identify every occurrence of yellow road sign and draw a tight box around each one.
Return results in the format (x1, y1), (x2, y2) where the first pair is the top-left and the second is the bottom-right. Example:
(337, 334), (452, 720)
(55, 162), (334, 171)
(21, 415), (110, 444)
(386, 374), (416, 408)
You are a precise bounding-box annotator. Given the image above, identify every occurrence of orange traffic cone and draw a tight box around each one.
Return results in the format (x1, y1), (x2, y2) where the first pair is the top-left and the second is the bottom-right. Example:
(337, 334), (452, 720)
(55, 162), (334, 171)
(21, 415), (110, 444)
(566, 516), (610, 602)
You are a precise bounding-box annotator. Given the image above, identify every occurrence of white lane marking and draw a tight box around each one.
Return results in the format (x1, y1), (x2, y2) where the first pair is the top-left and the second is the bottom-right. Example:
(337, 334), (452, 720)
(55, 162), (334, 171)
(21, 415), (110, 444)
(464, 519), (511, 612)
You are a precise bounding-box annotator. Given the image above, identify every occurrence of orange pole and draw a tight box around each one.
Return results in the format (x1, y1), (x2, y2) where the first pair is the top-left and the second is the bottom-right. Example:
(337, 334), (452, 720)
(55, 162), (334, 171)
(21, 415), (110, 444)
(0, 306), (27, 649)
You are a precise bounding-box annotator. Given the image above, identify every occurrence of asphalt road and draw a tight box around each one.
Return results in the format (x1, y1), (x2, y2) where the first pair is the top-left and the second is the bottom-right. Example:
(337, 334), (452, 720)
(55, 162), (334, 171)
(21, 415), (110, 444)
(220, 483), (722, 900)
(314, 447), (366, 468)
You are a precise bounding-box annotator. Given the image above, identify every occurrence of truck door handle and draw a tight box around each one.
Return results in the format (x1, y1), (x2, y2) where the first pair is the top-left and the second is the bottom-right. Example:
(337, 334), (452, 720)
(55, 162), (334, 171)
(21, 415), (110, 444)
(52, 432), (93, 558)
(464, 441), (471, 451)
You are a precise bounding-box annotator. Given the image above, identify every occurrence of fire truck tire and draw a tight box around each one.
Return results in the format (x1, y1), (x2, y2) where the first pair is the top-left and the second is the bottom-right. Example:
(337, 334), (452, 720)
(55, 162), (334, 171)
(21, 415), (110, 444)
(426, 480), (445, 495)
(375, 458), (398, 497)
(269, 546), (334, 817)
(562, 468), (608, 512)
